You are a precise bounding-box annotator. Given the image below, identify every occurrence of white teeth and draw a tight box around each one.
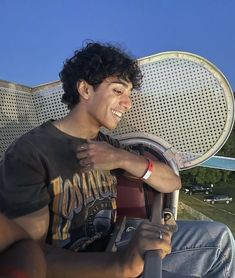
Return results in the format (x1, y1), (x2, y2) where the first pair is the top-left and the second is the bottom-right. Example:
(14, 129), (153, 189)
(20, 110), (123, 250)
(112, 109), (122, 118)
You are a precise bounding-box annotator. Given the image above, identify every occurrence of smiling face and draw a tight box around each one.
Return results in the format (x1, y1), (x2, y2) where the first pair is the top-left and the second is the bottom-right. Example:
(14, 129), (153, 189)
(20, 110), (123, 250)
(85, 77), (133, 130)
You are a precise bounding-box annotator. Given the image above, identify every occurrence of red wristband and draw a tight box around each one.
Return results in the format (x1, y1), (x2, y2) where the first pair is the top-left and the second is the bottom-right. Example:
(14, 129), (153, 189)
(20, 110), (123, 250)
(141, 159), (153, 180)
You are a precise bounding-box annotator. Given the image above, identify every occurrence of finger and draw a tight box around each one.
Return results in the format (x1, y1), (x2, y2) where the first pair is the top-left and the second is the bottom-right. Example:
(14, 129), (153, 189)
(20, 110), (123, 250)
(79, 163), (94, 173)
(147, 237), (171, 254)
(158, 230), (172, 243)
(141, 238), (172, 259)
(141, 221), (172, 234)
(164, 221), (178, 233)
(139, 223), (170, 236)
(138, 227), (172, 245)
(159, 248), (171, 259)
(139, 228), (172, 244)
(79, 167), (92, 173)
(79, 157), (92, 167)
(76, 151), (89, 159)
(76, 144), (89, 151)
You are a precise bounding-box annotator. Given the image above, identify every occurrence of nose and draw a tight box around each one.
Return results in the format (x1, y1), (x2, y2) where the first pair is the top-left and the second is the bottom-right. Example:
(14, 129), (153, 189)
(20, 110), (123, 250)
(120, 94), (132, 111)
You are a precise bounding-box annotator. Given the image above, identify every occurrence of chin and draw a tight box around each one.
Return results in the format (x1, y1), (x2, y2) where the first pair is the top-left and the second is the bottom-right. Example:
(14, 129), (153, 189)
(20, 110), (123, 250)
(102, 122), (118, 130)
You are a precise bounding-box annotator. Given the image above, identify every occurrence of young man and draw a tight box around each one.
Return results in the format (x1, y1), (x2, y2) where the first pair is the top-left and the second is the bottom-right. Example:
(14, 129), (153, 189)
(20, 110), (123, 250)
(0, 42), (234, 277)
(0, 213), (46, 278)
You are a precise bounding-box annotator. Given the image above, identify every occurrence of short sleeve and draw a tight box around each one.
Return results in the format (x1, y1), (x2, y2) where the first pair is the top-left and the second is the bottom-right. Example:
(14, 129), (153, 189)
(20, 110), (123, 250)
(0, 136), (50, 218)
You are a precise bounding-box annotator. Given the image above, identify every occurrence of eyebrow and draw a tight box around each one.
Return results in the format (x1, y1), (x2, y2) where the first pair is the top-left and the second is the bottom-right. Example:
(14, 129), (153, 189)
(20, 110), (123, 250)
(110, 80), (133, 90)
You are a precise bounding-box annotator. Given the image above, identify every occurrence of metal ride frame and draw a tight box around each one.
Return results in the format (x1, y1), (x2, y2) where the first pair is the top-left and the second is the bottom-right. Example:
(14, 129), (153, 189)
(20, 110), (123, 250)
(0, 51), (234, 278)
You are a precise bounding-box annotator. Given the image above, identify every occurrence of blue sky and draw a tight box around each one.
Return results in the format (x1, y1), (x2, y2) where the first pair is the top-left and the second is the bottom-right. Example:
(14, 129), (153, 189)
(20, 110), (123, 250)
(0, 0), (234, 90)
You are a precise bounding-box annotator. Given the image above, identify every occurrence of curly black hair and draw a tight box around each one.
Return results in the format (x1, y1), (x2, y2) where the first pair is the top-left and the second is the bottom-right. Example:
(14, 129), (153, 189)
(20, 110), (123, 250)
(59, 42), (143, 109)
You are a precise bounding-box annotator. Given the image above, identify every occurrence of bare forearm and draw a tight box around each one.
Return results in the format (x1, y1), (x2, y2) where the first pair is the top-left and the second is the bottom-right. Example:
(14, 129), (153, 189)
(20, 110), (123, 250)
(0, 239), (46, 278)
(0, 214), (46, 278)
(0, 213), (29, 253)
(76, 140), (181, 192)
(44, 244), (124, 278)
(116, 149), (181, 193)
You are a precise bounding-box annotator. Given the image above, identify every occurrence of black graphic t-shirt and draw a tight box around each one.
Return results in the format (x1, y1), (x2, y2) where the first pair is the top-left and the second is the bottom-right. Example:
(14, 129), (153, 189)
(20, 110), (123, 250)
(0, 120), (126, 251)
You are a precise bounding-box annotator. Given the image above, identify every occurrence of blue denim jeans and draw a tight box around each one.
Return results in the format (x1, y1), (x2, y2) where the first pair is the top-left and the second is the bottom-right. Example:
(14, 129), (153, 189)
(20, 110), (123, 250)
(162, 220), (235, 277)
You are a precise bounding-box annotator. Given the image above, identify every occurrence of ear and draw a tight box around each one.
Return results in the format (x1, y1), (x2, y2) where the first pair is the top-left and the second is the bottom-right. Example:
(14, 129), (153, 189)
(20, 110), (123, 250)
(76, 80), (92, 100)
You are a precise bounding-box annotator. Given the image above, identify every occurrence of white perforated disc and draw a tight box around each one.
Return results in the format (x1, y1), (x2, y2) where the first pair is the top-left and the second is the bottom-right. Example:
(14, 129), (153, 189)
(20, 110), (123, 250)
(104, 52), (234, 169)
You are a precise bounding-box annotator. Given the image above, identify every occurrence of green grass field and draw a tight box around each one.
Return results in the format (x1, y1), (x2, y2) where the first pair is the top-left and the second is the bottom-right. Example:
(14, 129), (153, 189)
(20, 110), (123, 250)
(178, 183), (235, 235)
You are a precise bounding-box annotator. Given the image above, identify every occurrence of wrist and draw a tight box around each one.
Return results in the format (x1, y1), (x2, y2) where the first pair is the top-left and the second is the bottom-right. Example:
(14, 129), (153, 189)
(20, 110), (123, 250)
(115, 149), (129, 169)
(140, 158), (153, 180)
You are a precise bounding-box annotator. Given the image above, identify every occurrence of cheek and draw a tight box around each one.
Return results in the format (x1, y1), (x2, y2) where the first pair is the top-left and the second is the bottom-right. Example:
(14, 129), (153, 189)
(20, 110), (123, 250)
(89, 94), (117, 117)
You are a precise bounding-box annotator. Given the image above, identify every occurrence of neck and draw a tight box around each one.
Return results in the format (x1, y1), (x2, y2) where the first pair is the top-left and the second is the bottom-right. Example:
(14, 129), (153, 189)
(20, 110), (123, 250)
(54, 104), (100, 139)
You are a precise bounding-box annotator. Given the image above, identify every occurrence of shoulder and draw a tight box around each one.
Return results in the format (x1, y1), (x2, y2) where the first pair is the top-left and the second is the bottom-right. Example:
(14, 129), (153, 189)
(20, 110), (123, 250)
(5, 121), (53, 153)
(2, 122), (53, 167)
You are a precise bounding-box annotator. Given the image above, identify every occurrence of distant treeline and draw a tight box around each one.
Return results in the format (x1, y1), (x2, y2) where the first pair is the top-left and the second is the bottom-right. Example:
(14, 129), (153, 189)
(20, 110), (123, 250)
(181, 125), (235, 186)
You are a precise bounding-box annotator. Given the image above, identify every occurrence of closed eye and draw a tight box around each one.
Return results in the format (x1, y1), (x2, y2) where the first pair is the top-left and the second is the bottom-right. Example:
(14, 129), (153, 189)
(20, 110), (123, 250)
(113, 89), (124, 95)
